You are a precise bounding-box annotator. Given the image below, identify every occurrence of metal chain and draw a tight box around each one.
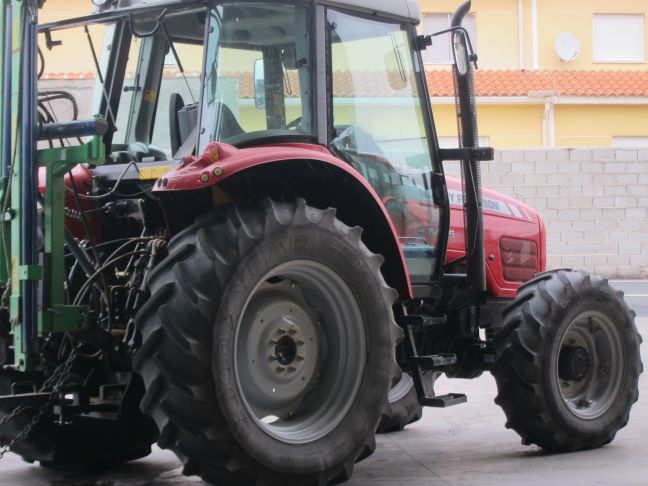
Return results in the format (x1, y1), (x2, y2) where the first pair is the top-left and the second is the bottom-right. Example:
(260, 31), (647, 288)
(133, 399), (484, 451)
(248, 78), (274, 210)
(0, 349), (78, 460)
(0, 406), (29, 427)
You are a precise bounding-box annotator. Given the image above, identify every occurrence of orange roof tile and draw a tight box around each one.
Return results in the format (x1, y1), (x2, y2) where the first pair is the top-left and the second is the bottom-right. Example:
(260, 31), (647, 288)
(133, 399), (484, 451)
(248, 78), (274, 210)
(40, 69), (648, 98)
(425, 69), (648, 97)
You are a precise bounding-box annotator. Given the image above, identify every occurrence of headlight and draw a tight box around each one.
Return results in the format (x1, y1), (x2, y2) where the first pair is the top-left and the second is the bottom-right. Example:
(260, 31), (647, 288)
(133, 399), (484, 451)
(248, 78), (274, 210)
(500, 237), (538, 282)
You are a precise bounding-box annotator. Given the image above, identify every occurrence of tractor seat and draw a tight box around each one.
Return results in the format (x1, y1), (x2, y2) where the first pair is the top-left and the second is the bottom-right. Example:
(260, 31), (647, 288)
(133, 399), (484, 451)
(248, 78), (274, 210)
(170, 94), (245, 157)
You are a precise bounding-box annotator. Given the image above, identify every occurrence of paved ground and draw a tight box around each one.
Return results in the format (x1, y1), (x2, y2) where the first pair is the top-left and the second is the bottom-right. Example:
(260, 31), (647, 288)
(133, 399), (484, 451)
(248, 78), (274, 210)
(1, 282), (646, 486)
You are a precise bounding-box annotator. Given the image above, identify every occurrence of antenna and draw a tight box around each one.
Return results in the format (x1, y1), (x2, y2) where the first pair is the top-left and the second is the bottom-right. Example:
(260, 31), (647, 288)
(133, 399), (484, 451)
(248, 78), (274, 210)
(555, 32), (581, 62)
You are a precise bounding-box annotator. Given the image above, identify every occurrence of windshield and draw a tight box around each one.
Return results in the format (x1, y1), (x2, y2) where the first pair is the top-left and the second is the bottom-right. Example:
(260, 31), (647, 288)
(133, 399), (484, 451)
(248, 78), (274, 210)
(199, 2), (315, 151)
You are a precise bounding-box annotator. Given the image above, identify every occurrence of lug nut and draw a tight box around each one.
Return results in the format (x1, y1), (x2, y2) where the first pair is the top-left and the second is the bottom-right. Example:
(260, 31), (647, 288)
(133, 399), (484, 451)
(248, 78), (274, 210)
(276, 366), (286, 373)
(288, 327), (297, 335)
(296, 355), (305, 361)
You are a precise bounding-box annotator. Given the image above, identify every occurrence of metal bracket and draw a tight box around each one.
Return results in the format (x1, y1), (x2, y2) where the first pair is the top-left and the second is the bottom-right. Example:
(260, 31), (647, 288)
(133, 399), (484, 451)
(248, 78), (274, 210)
(439, 147), (495, 162)
(39, 305), (86, 334)
(17, 265), (42, 281)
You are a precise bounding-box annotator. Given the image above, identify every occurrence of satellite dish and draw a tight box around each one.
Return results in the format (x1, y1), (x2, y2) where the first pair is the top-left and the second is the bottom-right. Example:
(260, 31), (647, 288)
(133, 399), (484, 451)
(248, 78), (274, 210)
(556, 33), (581, 62)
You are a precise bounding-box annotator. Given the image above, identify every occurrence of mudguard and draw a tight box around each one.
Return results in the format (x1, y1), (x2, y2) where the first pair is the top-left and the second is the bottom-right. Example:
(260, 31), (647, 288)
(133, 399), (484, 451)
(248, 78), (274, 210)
(154, 142), (413, 298)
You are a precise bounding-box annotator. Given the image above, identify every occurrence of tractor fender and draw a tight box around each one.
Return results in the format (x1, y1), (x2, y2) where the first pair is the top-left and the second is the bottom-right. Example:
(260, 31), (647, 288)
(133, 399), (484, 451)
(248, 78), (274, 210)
(155, 142), (412, 298)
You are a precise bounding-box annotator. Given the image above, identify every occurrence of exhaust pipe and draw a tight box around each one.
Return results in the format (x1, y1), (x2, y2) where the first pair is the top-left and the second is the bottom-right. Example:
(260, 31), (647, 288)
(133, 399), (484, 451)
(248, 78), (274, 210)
(451, 1), (486, 295)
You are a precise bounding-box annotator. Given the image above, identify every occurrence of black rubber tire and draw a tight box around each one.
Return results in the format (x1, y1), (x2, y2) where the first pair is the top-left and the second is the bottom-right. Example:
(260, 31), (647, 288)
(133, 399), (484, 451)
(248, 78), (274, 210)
(377, 374), (422, 433)
(133, 199), (401, 485)
(491, 269), (643, 452)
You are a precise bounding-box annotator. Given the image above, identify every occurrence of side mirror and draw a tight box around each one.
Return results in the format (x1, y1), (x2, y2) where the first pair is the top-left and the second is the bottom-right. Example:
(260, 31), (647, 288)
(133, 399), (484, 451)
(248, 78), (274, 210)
(254, 59), (265, 109)
(452, 31), (469, 76)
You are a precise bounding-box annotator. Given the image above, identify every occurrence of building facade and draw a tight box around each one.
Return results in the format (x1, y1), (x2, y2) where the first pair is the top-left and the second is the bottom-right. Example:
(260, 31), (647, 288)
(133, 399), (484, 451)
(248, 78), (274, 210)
(421, 0), (648, 148)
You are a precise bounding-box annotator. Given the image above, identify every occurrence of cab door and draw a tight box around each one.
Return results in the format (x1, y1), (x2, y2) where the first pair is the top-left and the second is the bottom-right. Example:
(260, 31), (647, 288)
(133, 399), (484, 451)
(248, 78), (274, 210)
(326, 9), (446, 284)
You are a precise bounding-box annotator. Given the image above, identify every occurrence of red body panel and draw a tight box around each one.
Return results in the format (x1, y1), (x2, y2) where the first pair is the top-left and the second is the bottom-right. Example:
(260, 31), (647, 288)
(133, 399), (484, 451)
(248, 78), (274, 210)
(445, 178), (545, 299)
(38, 164), (102, 242)
(154, 142), (546, 300)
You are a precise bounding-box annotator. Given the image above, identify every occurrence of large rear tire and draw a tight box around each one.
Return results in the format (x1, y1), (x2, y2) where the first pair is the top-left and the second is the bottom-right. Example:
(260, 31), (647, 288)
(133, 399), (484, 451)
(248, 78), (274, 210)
(491, 270), (642, 451)
(134, 199), (401, 485)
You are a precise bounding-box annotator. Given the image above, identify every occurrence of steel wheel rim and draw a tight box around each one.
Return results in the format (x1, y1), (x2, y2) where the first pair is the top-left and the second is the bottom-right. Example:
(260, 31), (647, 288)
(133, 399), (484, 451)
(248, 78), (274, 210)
(234, 260), (367, 444)
(556, 310), (624, 420)
(389, 373), (414, 403)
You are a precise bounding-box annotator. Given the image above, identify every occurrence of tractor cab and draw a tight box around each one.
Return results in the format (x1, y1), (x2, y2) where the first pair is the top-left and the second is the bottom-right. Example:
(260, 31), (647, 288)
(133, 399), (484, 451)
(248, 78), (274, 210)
(39, 0), (482, 295)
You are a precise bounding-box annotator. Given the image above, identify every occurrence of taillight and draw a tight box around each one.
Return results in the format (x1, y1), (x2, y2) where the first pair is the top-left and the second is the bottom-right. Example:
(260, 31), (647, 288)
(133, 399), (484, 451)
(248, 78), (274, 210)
(500, 237), (538, 282)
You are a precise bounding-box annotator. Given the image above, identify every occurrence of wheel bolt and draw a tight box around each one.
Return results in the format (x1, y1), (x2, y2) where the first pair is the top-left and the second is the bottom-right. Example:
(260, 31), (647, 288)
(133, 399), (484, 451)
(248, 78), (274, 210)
(296, 339), (304, 345)
(277, 328), (286, 334)
(270, 338), (279, 345)
(296, 355), (304, 361)
(288, 327), (297, 335)
(276, 366), (286, 373)
(269, 355), (277, 361)
(287, 366), (297, 373)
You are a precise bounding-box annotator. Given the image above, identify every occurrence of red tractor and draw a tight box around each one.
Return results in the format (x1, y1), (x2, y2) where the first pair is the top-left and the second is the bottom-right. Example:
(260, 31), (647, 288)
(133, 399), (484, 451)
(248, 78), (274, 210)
(0, 1), (641, 485)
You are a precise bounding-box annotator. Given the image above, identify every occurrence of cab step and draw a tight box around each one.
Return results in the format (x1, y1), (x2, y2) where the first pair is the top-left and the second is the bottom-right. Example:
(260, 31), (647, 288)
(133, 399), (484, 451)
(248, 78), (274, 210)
(411, 353), (457, 370)
(422, 393), (468, 408)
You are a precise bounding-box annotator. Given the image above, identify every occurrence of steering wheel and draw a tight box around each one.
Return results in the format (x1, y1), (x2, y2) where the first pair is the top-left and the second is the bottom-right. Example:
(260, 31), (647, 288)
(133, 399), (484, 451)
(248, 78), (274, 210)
(285, 117), (302, 131)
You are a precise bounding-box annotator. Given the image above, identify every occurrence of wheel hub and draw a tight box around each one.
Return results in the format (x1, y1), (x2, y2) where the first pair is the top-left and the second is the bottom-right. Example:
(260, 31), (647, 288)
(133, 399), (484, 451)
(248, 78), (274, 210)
(558, 345), (591, 382)
(274, 335), (299, 366)
(244, 294), (319, 407)
(557, 312), (624, 420)
(267, 316), (310, 378)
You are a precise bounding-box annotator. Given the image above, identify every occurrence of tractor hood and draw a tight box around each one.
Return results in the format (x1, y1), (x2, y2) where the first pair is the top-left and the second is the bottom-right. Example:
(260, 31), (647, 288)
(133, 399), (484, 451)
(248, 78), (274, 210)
(445, 177), (540, 225)
(445, 177), (546, 299)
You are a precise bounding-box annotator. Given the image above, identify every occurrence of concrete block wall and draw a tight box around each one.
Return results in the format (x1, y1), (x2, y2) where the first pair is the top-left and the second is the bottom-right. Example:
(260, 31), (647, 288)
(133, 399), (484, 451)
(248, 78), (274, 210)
(445, 149), (648, 278)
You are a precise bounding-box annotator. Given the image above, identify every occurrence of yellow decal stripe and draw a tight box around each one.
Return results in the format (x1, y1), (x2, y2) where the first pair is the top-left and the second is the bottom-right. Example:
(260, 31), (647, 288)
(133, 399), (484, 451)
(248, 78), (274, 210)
(139, 165), (174, 180)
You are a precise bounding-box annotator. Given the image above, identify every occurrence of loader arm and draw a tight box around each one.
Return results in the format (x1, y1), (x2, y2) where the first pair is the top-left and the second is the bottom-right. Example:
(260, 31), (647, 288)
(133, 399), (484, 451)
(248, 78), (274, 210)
(0, 1), (107, 371)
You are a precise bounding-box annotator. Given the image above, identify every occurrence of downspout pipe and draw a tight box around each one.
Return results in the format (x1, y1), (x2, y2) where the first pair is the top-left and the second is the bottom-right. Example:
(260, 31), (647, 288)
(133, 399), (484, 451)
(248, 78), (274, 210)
(531, 0), (539, 69)
(518, 0), (525, 70)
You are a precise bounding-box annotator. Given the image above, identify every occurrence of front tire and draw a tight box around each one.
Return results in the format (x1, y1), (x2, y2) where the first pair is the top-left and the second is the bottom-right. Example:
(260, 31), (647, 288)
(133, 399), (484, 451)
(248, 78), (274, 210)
(491, 270), (642, 451)
(134, 199), (401, 485)
(377, 374), (422, 433)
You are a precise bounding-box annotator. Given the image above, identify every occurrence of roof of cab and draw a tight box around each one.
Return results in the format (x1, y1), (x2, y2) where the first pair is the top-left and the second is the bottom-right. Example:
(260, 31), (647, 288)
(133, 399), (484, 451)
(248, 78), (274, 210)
(92, 0), (421, 24)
